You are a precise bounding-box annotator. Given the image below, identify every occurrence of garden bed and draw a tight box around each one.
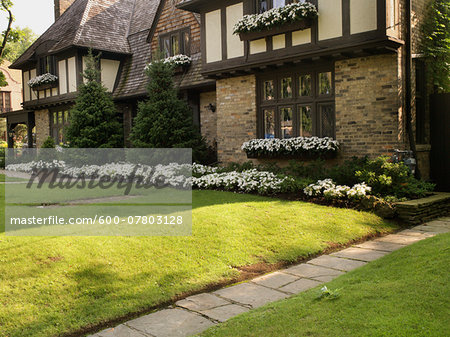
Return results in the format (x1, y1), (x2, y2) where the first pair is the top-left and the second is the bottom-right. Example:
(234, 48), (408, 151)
(395, 192), (450, 225)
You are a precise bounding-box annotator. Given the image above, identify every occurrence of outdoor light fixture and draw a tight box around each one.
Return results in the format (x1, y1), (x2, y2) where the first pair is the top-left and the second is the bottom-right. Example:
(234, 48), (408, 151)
(207, 103), (216, 113)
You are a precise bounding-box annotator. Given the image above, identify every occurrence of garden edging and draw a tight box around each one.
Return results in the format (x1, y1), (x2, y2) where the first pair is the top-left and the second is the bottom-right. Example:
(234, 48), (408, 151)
(395, 192), (450, 225)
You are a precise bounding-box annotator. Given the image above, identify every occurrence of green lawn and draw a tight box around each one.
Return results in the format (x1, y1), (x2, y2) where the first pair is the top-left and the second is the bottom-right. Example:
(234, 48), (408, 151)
(0, 182), (396, 337)
(200, 233), (450, 337)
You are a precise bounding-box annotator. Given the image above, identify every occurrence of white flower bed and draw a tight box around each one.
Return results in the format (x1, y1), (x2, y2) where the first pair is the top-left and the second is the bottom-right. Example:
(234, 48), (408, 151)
(233, 2), (318, 35)
(304, 179), (371, 200)
(242, 137), (339, 157)
(193, 169), (293, 194)
(145, 54), (192, 71)
(28, 73), (58, 89)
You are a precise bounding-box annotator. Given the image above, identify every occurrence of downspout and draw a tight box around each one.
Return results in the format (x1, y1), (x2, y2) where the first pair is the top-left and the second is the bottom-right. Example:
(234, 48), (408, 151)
(404, 0), (420, 178)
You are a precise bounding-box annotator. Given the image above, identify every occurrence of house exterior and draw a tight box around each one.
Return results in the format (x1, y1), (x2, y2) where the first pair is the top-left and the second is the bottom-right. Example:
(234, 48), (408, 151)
(0, 60), (23, 140)
(3, 0), (434, 179)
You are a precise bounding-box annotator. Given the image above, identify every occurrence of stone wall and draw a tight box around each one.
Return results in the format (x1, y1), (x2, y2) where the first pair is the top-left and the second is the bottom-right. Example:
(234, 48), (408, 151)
(199, 91), (217, 147)
(396, 192), (450, 225)
(216, 75), (257, 163)
(335, 54), (402, 159)
(35, 109), (50, 148)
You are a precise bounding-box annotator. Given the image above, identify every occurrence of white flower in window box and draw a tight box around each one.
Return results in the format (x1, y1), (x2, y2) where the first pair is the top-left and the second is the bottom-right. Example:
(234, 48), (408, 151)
(28, 73), (59, 90)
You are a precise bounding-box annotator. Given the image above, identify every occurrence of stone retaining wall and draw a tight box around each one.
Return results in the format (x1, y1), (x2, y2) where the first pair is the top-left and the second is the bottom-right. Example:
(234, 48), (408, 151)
(396, 193), (450, 225)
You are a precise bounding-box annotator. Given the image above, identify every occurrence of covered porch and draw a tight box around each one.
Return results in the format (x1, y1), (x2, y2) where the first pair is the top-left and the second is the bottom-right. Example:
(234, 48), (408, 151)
(0, 110), (35, 148)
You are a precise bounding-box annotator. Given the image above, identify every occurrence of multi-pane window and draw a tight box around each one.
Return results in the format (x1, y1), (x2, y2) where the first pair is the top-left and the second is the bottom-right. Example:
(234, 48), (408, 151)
(256, 0), (305, 13)
(160, 29), (191, 58)
(0, 91), (12, 113)
(259, 67), (335, 139)
(50, 109), (70, 144)
(38, 55), (56, 75)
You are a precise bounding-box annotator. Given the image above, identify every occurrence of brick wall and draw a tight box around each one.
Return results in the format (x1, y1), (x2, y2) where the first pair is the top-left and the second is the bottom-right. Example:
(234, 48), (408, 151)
(335, 54), (402, 159)
(199, 91), (217, 147)
(216, 75), (257, 163)
(35, 109), (50, 147)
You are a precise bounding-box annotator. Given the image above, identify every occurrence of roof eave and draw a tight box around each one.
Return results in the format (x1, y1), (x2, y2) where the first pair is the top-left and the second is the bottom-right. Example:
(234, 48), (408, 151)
(176, 0), (207, 13)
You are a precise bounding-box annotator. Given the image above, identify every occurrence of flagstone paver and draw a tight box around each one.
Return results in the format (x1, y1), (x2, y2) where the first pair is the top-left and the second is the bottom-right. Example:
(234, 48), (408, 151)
(126, 308), (215, 337)
(354, 240), (406, 252)
(285, 263), (345, 282)
(213, 282), (289, 308)
(88, 218), (449, 337)
(176, 293), (230, 312)
(95, 325), (150, 337)
(375, 234), (427, 245)
(307, 255), (367, 271)
(331, 247), (389, 262)
(199, 304), (249, 323)
(279, 278), (322, 294)
(251, 271), (300, 289)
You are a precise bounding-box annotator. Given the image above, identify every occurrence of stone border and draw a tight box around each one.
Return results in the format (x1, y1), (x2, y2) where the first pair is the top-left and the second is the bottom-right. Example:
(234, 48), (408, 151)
(396, 193), (450, 225)
(88, 218), (449, 337)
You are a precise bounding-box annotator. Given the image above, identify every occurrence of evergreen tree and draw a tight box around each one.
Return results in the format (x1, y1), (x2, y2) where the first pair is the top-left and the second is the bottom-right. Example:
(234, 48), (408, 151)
(130, 58), (208, 162)
(65, 50), (123, 148)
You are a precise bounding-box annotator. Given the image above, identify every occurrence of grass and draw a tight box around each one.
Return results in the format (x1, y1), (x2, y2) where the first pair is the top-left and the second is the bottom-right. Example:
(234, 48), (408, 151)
(200, 233), (450, 337)
(0, 179), (396, 337)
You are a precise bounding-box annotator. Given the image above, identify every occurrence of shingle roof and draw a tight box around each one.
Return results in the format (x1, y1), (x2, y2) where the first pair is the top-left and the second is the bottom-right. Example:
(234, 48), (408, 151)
(11, 0), (161, 68)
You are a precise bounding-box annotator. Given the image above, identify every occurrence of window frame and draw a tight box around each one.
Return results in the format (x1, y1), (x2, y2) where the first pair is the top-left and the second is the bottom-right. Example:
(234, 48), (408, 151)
(0, 91), (12, 113)
(50, 108), (71, 144)
(38, 55), (56, 75)
(159, 28), (191, 58)
(255, 0), (307, 13)
(257, 65), (335, 139)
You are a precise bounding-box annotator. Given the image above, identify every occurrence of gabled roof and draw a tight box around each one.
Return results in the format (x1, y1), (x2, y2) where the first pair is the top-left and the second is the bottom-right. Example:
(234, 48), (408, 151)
(10, 0), (162, 69)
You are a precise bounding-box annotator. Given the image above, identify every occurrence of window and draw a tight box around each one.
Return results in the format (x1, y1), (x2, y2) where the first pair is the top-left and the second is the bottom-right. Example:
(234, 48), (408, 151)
(0, 91), (11, 113)
(258, 67), (335, 139)
(38, 55), (56, 75)
(256, 0), (305, 13)
(50, 109), (70, 144)
(160, 29), (191, 58)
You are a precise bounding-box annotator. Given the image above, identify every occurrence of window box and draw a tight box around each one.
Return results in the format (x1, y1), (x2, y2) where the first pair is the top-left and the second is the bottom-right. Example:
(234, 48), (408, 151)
(234, 2), (318, 41)
(246, 150), (337, 160)
(242, 136), (339, 160)
(28, 73), (58, 91)
(239, 19), (313, 41)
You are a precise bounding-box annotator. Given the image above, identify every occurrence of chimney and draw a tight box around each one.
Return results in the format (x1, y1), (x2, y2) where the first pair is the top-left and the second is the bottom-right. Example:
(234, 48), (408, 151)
(54, 0), (76, 21)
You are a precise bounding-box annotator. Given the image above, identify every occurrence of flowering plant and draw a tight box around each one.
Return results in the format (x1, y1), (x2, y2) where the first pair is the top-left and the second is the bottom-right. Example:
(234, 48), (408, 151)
(242, 137), (339, 158)
(304, 179), (372, 200)
(193, 169), (294, 195)
(28, 73), (58, 89)
(145, 55), (192, 71)
(233, 2), (318, 35)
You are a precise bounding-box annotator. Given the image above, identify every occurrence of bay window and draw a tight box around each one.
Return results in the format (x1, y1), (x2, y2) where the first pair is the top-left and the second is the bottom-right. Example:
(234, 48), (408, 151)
(258, 66), (335, 139)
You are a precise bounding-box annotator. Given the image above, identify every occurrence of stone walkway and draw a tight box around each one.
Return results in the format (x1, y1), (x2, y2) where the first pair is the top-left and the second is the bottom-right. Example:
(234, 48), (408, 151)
(90, 218), (450, 337)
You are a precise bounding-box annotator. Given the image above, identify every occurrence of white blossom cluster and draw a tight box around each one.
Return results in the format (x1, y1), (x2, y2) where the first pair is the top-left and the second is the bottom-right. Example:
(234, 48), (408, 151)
(233, 2), (318, 35)
(304, 179), (371, 200)
(192, 163), (219, 176)
(6, 161), (193, 189)
(242, 137), (339, 157)
(192, 169), (293, 194)
(27, 73), (58, 89)
(145, 54), (192, 71)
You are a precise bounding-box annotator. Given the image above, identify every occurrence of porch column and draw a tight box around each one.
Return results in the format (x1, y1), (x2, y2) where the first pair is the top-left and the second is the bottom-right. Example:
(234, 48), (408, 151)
(6, 121), (15, 148)
(27, 112), (35, 148)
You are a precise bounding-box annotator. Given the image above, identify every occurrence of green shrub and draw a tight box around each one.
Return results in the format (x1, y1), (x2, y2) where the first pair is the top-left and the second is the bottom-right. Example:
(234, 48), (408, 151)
(0, 148), (5, 169)
(41, 136), (56, 149)
(355, 156), (434, 199)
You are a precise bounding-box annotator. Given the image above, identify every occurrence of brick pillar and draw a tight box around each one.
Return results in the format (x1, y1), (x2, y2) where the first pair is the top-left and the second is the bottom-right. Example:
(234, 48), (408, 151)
(216, 75), (257, 163)
(35, 109), (50, 148)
